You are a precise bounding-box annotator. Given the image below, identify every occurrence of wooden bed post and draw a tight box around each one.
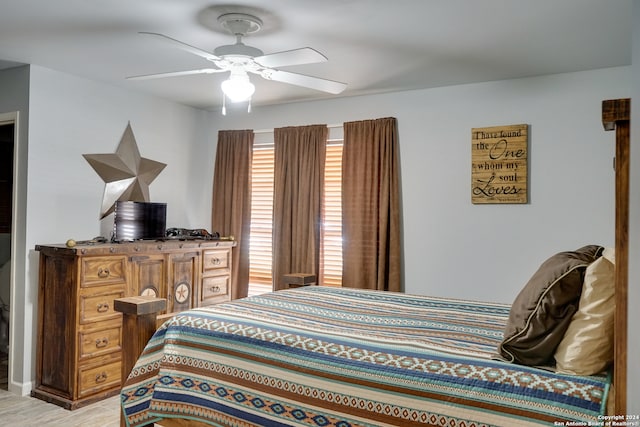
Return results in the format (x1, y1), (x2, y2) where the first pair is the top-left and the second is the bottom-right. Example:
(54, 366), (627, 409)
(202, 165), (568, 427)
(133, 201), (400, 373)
(602, 98), (630, 416)
(115, 296), (167, 427)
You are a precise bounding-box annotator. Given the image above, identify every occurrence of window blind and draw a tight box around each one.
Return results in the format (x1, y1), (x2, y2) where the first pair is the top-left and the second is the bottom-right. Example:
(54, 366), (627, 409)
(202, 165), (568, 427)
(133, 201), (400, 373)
(248, 129), (343, 293)
(248, 138), (274, 287)
(320, 139), (343, 287)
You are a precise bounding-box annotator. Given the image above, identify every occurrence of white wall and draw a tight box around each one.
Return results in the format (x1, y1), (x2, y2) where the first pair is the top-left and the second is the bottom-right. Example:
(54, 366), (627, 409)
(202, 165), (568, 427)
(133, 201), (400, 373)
(213, 67), (629, 303)
(11, 65), (212, 393)
(27, 66), (213, 239)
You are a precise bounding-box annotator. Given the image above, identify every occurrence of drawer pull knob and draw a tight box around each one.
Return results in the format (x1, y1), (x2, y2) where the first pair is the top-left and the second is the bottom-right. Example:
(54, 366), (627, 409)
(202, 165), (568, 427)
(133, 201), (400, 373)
(95, 338), (109, 348)
(210, 285), (221, 293)
(95, 372), (108, 383)
(97, 267), (110, 278)
(96, 302), (110, 313)
(210, 258), (221, 265)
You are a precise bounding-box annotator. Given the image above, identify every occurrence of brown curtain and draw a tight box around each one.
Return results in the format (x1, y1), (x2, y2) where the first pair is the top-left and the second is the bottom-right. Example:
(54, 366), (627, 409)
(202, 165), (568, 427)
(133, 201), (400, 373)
(342, 117), (401, 291)
(272, 125), (327, 290)
(211, 129), (253, 299)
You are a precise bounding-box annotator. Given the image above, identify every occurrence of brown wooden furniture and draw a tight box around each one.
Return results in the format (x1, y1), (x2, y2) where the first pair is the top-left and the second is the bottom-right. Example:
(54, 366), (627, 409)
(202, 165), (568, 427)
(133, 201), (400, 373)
(283, 273), (316, 288)
(32, 239), (234, 410)
(602, 97), (630, 415)
(114, 296), (166, 427)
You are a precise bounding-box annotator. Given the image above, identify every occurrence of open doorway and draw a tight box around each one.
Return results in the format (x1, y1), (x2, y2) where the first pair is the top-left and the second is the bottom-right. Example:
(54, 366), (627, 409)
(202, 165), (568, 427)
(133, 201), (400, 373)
(0, 122), (14, 390)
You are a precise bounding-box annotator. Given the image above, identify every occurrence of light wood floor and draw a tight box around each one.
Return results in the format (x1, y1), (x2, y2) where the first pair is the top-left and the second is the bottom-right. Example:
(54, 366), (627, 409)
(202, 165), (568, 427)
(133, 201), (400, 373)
(0, 389), (121, 426)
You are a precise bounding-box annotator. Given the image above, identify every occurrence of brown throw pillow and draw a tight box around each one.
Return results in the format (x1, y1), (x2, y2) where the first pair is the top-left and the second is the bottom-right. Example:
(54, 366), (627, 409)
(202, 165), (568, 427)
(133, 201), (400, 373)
(498, 245), (603, 366)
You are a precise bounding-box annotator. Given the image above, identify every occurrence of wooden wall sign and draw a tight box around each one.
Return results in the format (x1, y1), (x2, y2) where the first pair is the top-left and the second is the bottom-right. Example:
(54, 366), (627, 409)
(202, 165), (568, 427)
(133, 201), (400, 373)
(471, 124), (528, 204)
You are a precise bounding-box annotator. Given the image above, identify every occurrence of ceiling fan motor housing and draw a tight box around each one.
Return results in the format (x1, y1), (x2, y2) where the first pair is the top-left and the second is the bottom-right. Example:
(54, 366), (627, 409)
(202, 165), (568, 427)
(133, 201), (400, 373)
(214, 43), (264, 59)
(215, 13), (265, 63)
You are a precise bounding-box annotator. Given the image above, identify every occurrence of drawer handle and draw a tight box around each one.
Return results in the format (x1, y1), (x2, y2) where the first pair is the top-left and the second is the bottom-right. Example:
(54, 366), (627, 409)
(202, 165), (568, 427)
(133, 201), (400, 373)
(95, 337), (109, 348)
(97, 267), (110, 278)
(210, 285), (221, 293)
(96, 302), (110, 313)
(95, 372), (108, 383)
(210, 258), (221, 266)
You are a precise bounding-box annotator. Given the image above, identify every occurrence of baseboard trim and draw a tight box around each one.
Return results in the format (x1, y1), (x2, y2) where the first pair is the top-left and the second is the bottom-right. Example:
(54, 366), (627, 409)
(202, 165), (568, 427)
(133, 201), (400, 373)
(9, 379), (32, 396)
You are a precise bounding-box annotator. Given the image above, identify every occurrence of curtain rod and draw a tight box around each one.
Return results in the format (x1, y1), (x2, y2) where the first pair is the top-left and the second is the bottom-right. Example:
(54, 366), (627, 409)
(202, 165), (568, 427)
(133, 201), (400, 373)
(253, 124), (342, 134)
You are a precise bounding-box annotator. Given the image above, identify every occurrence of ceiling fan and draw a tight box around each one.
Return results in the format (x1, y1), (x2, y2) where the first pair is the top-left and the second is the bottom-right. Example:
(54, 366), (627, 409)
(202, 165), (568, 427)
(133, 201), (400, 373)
(128, 13), (347, 112)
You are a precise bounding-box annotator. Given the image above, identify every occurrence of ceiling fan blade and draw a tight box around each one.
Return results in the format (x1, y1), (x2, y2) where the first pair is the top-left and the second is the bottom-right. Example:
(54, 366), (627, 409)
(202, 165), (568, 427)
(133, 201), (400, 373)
(127, 68), (225, 80)
(139, 32), (221, 62)
(254, 47), (327, 68)
(263, 69), (347, 94)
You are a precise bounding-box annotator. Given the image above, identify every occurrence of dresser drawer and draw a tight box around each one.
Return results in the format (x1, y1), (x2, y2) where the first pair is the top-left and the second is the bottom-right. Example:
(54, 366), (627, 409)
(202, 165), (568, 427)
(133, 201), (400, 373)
(201, 275), (230, 305)
(81, 256), (127, 287)
(79, 288), (125, 324)
(78, 323), (122, 361)
(77, 359), (121, 398)
(203, 249), (230, 272)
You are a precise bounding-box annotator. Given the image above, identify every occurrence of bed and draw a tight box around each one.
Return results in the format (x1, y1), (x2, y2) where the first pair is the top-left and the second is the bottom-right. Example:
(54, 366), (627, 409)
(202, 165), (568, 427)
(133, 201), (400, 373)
(122, 286), (613, 427)
(120, 98), (630, 427)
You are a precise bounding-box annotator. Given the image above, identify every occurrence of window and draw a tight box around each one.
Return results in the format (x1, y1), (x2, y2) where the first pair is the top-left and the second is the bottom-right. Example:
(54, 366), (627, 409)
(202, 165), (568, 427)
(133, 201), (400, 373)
(248, 128), (343, 294)
(248, 135), (275, 295)
(320, 138), (343, 287)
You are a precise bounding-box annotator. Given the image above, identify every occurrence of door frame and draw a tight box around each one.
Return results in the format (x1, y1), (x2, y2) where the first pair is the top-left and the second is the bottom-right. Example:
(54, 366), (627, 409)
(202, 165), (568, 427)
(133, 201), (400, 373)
(0, 111), (19, 394)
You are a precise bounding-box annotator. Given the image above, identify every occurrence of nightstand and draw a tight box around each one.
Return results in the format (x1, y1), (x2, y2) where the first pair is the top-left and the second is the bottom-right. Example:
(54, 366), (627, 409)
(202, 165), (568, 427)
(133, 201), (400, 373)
(283, 273), (316, 288)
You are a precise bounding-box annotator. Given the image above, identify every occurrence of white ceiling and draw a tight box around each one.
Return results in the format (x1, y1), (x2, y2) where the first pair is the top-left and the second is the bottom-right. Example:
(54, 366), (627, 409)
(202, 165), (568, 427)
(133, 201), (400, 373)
(0, 0), (633, 111)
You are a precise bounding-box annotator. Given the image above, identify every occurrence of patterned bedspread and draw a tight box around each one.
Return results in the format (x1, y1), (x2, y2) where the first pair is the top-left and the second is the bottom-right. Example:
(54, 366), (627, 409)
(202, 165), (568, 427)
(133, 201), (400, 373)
(121, 287), (610, 427)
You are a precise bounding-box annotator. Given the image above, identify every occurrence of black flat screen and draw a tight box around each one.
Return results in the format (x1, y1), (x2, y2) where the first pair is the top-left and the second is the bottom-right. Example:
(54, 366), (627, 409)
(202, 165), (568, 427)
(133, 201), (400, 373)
(113, 201), (167, 241)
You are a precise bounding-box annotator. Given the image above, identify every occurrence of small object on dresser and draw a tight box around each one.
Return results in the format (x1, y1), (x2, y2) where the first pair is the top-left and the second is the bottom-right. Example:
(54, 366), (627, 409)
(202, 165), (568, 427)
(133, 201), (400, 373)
(283, 273), (316, 288)
(66, 236), (107, 247)
(165, 227), (220, 240)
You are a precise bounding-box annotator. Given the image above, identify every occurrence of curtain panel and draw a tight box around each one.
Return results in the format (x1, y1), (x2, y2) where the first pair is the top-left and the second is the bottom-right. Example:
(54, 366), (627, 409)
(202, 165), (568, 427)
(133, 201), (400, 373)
(272, 125), (327, 290)
(342, 117), (401, 292)
(211, 129), (253, 299)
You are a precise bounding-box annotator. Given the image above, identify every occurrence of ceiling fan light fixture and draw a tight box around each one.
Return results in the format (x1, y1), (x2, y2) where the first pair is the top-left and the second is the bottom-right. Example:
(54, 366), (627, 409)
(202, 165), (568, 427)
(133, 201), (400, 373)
(221, 70), (255, 102)
(132, 15), (347, 110)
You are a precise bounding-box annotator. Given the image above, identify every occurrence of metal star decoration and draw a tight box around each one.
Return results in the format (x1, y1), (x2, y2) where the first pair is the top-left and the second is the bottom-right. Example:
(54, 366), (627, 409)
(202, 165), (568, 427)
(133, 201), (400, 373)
(83, 122), (166, 219)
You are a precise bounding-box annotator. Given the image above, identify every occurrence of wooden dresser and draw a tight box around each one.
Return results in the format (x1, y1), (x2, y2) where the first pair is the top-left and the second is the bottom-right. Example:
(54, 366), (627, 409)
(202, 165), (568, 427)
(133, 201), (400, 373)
(32, 239), (235, 410)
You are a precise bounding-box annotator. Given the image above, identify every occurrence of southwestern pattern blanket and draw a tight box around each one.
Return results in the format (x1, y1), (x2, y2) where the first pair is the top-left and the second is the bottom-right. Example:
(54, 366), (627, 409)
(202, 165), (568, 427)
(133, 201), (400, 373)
(121, 287), (610, 427)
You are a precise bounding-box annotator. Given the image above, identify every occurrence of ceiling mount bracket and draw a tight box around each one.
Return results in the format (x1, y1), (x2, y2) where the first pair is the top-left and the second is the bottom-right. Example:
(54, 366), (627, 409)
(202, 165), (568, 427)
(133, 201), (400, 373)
(218, 13), (263, 36)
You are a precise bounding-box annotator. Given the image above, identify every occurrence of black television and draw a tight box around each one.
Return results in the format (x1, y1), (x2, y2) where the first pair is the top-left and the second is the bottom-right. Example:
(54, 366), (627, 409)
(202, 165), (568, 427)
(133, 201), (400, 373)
(113, 201), (167, 242)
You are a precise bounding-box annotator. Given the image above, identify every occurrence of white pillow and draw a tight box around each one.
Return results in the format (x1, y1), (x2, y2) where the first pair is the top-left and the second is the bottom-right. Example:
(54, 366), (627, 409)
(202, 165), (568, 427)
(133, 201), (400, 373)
(554, 248), (614, 375)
